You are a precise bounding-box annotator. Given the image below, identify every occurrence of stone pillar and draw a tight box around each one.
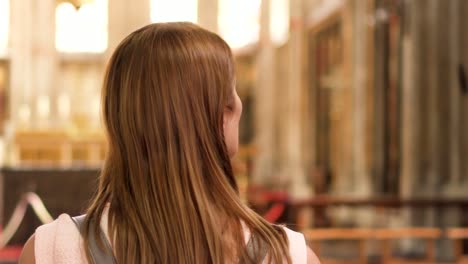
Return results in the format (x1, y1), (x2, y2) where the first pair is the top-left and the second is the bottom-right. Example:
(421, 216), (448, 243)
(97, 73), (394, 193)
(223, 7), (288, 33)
(372, 1), (387, 194)
(197, 0), (218, 33)
(448, 0), (461, 187)
(10, 0), (57, 129)
(352, 0), (371, 196)
(425, 0), (441, 195)
(9, 0), (33, 129)
(437, 2), (463, 253)
(400, 0), (422, 200)
(397, 2), (424, 252)
(107, 0), (151, 57)
(338, 0), (355, 196)
(33, 0), (57, 128)
(252, 0), (275, 185)
(286, 0), (310, 198)
(461, 0), (468, 186)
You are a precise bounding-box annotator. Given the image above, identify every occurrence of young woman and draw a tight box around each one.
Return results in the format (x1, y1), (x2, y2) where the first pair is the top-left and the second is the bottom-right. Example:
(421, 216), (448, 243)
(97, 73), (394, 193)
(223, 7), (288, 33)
(20, 22), (320, 264)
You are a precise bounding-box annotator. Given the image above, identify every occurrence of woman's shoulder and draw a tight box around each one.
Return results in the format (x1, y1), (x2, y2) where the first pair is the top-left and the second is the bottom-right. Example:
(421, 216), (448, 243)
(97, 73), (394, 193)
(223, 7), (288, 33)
(33, 214), (87, 264)
(280, 226), (320, 264)
(35, 213), (78, 247)
(279, 226), (307, 263)
(36, 213), (74, 232)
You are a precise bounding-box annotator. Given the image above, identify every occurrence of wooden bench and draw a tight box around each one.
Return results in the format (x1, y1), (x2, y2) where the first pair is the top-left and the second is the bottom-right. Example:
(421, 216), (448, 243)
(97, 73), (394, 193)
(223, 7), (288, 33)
(374, 228), (442, 264)
(447, 228), (468, 264)
(303, 228), (374, 264)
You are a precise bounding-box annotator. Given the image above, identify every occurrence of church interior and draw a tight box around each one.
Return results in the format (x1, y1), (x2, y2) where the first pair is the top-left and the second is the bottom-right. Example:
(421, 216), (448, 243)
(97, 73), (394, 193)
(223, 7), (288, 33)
(0, 0), (467, 263)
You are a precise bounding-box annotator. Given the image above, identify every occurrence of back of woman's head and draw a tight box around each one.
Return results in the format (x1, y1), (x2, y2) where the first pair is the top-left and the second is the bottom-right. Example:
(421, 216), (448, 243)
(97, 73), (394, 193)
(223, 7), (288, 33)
(85, 22), (291, 263)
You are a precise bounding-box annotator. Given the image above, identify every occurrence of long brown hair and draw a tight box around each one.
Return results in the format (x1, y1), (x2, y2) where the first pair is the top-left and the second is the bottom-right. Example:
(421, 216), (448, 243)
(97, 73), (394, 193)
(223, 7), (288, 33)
(84, 22), (291, 263)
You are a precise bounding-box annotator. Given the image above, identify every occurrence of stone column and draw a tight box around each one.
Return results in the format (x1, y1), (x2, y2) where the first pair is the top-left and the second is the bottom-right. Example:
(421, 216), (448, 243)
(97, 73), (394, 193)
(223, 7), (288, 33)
(286, 0), (310, 198)
(399, 3), (426, 248)
(197, 0), (218, 33)
(400, 0), (422, 200)
(33, 0), (57, 128)
(461, 0), (468, 186)
(352, 0), (371, 196)
(9, 0), (33, 129)
(107, 0), (151, 57)
(448, 0), (461, 187)
(10, 0), (57, 129)
(439, 0), (463, 249)
(252, 0), (275, 185)
(425, 0), (441, 195)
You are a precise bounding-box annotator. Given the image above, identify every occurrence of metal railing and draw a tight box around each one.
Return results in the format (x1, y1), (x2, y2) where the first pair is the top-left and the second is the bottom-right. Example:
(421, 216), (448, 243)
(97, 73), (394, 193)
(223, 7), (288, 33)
(0, 192), (53, 248)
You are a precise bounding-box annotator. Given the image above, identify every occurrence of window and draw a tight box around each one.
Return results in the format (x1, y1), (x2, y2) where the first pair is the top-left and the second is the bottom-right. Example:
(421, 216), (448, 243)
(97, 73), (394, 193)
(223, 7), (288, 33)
(218, 0), (261, 49)
(270, 0), (289, 46)
(151, 0), (197, 23)
(56, 0), (108, 53)
(0, 0), (9, 55)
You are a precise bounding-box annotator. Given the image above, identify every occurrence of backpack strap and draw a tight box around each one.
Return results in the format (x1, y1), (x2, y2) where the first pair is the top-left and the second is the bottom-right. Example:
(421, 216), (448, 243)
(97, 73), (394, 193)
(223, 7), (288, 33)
(245, 233), (269, 262)
(70, 215), (116, 264)
(71, 215), (269, 263)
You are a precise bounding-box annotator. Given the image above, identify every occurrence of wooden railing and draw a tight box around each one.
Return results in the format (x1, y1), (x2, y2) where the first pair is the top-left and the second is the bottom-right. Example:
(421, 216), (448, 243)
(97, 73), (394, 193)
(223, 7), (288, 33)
(448, 229), (468, 264)
(247, 192), (468, 228)
(304, 227), (468, 264)
(248, 192), (468, 263)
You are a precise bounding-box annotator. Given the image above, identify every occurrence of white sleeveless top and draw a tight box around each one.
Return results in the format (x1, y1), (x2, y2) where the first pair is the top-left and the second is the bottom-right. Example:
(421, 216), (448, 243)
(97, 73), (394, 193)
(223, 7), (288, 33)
(35, 213), (307, 263)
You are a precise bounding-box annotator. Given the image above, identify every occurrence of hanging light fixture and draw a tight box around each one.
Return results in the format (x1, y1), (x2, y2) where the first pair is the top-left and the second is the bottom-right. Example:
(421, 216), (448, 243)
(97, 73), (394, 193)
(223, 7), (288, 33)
(56, 0), (108, 53)
(56, 0), (94, 9)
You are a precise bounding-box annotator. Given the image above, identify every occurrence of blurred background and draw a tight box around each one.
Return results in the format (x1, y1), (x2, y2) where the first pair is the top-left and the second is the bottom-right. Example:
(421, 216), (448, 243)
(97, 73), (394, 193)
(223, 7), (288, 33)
(0, 0), (467, 263)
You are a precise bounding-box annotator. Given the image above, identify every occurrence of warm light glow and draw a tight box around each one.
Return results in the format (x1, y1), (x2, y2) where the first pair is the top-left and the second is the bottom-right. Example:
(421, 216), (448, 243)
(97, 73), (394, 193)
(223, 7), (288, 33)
(18, 104), (31, 126)
(219, 0), (261, 49)
(270, 0), (289, 45)
(37, 95), (50, 120)
(151, 0), (198, 23)
(58, 93), (70, 120)
(0, 0), (9, 55)
(56, 0), (108, 53)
